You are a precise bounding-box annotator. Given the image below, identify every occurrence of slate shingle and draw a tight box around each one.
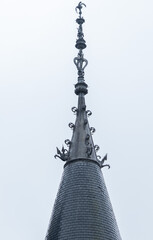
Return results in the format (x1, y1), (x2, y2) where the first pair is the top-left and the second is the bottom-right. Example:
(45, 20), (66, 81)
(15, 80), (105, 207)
(46, 160), (122, 240)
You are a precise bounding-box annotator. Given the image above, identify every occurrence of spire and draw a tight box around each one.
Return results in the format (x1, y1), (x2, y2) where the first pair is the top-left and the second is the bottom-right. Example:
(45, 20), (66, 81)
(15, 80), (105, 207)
(54, 2), (109, 169)
(45, 3), (122, 240)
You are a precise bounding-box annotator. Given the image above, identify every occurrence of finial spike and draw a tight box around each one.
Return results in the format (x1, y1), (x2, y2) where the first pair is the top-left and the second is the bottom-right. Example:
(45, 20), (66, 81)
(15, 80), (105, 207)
(74, 2), (88, 94)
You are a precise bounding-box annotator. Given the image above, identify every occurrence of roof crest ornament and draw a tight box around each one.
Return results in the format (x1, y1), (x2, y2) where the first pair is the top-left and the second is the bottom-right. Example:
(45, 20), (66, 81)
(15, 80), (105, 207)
(75, 2), (86, 18)
(74, 2), (88, 94)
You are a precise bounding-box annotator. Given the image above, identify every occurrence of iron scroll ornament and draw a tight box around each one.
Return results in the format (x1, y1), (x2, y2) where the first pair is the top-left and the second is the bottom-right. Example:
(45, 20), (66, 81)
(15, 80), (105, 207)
(65, 139), (71, 147)
(75, 2), (86, 18)
(54, 147), (69, 161)
(74, 50), (88, 79)
(86, 110), (92, 117)
(98, 154), (110, 169)
(71, 107), (78, 114)
(68, 122), (75, 130)
(94, 145), (100, 152)
(90, 127), (96, 134)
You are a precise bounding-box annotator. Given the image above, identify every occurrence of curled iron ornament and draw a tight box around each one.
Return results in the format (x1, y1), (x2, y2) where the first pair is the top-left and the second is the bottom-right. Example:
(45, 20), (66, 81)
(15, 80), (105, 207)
(90, 127), (96, 134)
(65, 139), (71, 147)
(86, 110), (92, 117)
(75, 2), (86, 17)
(99, 154), (110, 169)
(74, 50), (88, 79)
(94, 145), (100, 152)
(101, 164), (110, 169)
(54, 147), (69, 161)
(68, 122), (75, 129)
(97, 155), (102, 160)
(71, 106), (78, 114)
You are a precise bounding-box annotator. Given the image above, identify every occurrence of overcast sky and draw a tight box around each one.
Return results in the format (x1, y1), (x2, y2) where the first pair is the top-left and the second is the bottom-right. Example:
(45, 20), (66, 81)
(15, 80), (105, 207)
(0, 0), (153, 239)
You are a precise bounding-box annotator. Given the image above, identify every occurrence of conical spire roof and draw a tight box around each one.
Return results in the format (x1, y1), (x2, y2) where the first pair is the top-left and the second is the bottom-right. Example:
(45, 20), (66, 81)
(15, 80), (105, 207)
(45, 3), (122, 240)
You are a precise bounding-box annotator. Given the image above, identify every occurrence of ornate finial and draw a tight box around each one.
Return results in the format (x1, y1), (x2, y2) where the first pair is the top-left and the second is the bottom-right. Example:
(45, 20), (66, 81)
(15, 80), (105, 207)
(75, 2), (87, 50)
(74, 2), (88, 94)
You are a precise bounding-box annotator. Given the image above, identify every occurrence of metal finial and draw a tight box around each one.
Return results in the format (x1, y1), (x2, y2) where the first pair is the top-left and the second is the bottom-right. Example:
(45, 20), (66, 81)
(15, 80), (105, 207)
(75, 2), (87, 50)
(74, 3), (88, 93)
(75, 2), (86, 18)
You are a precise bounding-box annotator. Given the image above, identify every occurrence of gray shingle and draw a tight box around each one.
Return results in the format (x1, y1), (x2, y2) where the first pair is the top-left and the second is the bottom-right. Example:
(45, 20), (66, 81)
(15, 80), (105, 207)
(46, 160), (121, 240)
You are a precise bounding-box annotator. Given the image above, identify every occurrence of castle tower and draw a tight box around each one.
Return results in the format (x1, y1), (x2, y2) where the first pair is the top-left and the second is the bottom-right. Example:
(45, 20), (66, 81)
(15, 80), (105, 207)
(45, 3), (122, 240)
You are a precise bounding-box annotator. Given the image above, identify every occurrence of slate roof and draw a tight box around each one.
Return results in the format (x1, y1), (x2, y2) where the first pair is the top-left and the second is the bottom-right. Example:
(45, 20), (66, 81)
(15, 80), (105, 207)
(46, 160), (121, 240)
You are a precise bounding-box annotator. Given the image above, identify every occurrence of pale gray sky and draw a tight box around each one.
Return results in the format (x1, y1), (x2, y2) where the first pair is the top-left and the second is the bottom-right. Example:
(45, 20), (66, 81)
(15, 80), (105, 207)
(0, 0), (153, 239)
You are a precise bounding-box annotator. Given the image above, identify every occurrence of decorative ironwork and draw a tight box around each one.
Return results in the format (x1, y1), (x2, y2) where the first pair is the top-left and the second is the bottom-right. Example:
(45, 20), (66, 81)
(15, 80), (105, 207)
(71, 107), (78, 114)
(54, 147), (69, 161)
(99, 154), (110, 169)
(75, 2), (87, 50)
(68, 123), (75, 129)
(97, 155), (102, 160)
(74, 2), (88, 88)
(94, 145), (100, 152)
(65, 139), (71, 147)
(90, 127), (96, 134)
(75, 81), (88, 95)
(75, 2), (86, 18)
(86, 110), (92, 117)
(74, 50), (88, 79)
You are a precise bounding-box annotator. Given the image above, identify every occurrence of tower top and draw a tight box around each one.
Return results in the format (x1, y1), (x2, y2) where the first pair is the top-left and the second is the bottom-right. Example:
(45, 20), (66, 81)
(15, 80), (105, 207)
(54, 3), (110, 170)
(45, 3), (122, 239)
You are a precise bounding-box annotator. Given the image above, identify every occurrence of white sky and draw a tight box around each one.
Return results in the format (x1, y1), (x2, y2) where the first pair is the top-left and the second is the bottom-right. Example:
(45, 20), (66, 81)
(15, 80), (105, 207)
(0, 0), (153, 239)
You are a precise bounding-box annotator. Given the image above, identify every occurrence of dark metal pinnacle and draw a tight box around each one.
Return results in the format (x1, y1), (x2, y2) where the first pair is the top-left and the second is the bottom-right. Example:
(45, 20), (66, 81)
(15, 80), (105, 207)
(74, 2), (88, 94)
(54, 4), (110, 169)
